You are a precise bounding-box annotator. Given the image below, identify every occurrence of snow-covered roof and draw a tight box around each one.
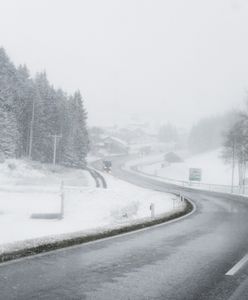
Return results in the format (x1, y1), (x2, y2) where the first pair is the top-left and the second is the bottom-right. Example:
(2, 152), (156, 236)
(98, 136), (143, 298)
(104, 136), (128, 147)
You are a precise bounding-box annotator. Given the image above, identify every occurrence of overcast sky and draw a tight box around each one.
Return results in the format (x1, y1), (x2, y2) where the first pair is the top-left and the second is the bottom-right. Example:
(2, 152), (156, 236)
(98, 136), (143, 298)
(0, 0), (248, 128)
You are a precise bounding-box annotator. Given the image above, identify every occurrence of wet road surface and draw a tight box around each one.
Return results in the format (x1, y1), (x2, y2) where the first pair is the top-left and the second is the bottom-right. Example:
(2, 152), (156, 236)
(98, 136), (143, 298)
(1, 157), (248, 299)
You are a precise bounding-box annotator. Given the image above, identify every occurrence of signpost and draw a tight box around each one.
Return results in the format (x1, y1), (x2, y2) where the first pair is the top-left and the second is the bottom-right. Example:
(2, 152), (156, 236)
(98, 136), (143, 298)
(189, 168), (202, 182)
(150, 203), (155, 218)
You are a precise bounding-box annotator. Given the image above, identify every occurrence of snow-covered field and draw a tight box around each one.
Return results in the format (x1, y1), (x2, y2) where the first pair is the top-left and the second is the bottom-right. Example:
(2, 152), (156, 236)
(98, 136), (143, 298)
(0, 159), (181, 252)
(140, 149), (238, 186)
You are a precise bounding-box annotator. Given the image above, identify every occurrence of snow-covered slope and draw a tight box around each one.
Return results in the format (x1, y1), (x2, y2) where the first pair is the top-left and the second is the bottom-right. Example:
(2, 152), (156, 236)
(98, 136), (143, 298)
(142, 149), (238, 186)
(0, 159), (180, 250)
(0, 159), (93, 187)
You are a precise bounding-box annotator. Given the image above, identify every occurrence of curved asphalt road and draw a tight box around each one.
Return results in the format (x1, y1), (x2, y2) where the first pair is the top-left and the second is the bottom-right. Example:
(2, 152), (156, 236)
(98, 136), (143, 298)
(1, 156), (248, 299)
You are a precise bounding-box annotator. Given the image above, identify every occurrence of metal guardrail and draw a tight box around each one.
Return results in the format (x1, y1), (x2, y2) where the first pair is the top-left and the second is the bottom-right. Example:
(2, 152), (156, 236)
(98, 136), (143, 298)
(131, 164), (247, 196)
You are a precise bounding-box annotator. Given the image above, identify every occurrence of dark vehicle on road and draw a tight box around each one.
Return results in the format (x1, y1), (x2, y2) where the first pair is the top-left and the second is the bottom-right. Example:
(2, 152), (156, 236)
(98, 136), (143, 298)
(102, 160), (112, 173)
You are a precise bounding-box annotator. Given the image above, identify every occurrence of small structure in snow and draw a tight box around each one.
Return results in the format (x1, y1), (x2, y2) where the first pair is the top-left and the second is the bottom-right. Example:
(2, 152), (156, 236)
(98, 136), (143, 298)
(164, 152), (183, 163)
(103, 136), (129, 154)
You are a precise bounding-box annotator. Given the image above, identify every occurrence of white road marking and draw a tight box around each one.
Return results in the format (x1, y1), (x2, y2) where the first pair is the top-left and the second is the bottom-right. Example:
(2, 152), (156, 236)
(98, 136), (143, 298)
(226, 254), (248, 276)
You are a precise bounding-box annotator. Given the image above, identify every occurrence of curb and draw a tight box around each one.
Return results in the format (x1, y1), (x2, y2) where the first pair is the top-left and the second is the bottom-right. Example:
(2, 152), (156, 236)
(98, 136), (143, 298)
(0, 199), (194, 264)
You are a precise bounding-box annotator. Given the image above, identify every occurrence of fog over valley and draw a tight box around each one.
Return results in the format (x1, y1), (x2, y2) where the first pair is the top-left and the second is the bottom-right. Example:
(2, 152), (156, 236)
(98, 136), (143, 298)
(1, 0), (248, 127)
(2, 2), (248, 299)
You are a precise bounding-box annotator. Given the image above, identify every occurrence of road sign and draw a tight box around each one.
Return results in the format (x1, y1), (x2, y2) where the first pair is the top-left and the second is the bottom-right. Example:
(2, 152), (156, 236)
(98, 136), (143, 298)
(189, 168), (202, 182)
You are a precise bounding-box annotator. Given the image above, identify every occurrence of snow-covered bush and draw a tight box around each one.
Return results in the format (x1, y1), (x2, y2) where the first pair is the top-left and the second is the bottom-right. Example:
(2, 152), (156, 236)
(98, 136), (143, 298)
(110, 201), (139, 221)
(8, 162), (16, 170)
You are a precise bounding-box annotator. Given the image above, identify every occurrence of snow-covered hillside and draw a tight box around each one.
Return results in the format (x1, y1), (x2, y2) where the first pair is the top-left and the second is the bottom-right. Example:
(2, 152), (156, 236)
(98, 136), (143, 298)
(0, 159), (180, 251)
(0, 159), (93, 187)
(140, 149), (239, 186)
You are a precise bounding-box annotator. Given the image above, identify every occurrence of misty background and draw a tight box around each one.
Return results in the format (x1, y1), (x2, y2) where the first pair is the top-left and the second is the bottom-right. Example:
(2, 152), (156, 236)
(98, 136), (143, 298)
(2, 0), (248, 273)
(1, 0), (248, 128)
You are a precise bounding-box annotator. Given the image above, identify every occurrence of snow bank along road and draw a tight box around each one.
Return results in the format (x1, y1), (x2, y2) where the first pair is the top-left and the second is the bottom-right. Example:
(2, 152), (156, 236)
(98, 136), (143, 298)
(1, 157), (248, 299)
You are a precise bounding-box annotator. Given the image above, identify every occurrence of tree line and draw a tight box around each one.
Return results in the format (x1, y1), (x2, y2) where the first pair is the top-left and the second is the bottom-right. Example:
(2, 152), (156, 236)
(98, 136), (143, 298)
(0, 47), (89, 167)
(222, 106), (248, 189)
(188, 112), (237, 154)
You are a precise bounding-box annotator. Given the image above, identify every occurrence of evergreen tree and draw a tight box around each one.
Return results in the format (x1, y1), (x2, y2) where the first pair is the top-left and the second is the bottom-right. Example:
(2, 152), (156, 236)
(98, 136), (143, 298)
(15, 64), (34, 156)
(0, 47), (89, 166)
(62, 91), (89, 167)
(0, 48), (19, 157)
(0, 100), (18, 157)
(188, 112), (237, 154)
(222, 113), (248, 189)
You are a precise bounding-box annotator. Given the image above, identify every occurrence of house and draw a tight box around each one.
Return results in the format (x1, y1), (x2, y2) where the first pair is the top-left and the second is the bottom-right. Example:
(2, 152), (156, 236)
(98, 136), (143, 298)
(103, 136), (129, 154)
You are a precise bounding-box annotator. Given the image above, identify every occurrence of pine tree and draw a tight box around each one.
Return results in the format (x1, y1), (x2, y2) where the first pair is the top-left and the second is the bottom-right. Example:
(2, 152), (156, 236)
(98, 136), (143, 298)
(0, 101), (18, 157)
(0, 47), (89, 166)
(14, 64), (35, 156)
(222, 114), (248, 188)
(33, 73), (65, 162)
(73, 91), (89, 167)
(0, 48), (19, 158)
(62, 91), (89, 168)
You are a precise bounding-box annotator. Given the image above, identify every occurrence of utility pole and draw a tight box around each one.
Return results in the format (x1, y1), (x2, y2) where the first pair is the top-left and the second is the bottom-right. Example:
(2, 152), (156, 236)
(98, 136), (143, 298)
(231, 137), (235, 193)
(50, 134), (62, 165)
(28, 99), (35, 159)
(243, 162), (247, 194)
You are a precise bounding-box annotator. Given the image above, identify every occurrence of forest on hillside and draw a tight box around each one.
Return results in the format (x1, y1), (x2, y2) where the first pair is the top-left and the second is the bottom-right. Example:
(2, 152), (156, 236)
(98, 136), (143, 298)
(188, 112), (238, 154)
(0, 48), (89, 167)
(222, 104), (248, 188)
